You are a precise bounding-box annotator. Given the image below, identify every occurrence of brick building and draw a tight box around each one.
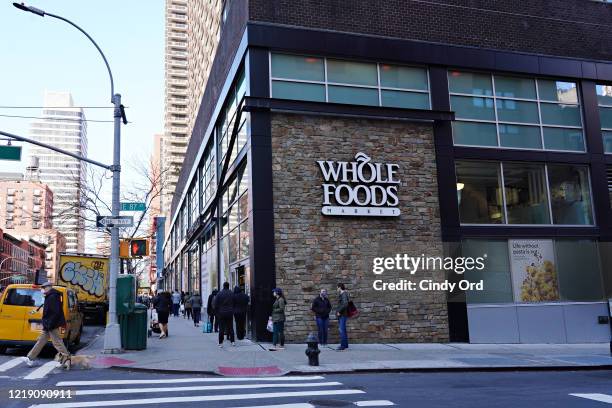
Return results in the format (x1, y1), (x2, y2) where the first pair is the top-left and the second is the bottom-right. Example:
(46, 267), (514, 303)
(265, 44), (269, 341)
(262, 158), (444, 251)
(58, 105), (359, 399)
(0, 180), (53, 230)
(0, 228), (46, 286)
(161, 0), (612, 343)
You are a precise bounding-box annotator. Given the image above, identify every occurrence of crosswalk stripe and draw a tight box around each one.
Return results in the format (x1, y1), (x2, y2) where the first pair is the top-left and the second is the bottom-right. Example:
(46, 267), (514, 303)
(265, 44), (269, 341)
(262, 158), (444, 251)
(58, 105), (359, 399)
(28, 389), (366, 408)
(24, 361), (62, 380)
(0, 357), (25, 372)
(74, 381), (342, 396)
(570, 393), (612, 404)
(57, 375), (325, 387)
(354, 401), (395, 406)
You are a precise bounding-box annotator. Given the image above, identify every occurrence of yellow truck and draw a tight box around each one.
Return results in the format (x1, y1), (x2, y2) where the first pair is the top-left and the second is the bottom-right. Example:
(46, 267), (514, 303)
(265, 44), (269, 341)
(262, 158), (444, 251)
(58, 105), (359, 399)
(57, 253), (109, 324)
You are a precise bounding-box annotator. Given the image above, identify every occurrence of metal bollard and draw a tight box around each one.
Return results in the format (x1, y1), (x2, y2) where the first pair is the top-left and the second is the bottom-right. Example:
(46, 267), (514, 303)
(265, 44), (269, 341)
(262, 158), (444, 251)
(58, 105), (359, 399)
(305, 333), (320, 366)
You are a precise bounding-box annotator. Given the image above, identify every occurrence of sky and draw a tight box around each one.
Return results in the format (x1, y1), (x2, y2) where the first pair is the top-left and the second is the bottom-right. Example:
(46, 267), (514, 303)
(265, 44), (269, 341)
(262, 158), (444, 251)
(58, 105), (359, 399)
(0, 0), (164, 249)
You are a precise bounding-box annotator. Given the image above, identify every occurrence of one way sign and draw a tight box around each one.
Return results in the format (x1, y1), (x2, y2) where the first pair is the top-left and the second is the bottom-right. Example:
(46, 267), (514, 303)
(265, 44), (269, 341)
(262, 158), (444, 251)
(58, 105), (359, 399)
(96, 215), (134, 228)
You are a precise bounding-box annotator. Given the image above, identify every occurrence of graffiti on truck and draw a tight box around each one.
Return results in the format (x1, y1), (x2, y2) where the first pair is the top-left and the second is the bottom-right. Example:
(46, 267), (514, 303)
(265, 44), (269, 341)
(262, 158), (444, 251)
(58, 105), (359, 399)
(60, 261), (106, 297)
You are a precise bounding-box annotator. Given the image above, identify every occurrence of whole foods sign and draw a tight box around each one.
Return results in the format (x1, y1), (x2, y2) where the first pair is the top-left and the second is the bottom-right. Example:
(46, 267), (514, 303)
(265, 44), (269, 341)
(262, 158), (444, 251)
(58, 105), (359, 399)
(317, 152), (400, 217)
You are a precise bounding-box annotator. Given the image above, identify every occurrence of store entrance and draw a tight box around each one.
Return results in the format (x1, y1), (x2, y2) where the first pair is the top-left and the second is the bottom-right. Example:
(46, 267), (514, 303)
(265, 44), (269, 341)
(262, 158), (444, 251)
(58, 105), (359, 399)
(229, 262), (251, 339)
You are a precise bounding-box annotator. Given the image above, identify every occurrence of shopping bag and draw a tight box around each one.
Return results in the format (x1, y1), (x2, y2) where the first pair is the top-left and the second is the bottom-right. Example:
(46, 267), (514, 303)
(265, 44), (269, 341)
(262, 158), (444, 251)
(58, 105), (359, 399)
(203, 320), (213, 333)
(347, 301), (359, 318)
(266, 317), (274, 332)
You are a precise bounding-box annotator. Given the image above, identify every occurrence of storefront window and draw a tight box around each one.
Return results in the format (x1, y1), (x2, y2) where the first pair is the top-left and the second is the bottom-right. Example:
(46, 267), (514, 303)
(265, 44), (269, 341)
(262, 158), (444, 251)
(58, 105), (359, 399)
(502, 163), (550, 224)
(547, 165), (594, 225)
(270, 53), (430, 109)
(456, 161), (594, 225)
(455, 161), (504, 224)
(462, 239), (604, 305)
(555, 240), (603, 301)
(462, 239), (513, 303)
(449, 72), (584, 152)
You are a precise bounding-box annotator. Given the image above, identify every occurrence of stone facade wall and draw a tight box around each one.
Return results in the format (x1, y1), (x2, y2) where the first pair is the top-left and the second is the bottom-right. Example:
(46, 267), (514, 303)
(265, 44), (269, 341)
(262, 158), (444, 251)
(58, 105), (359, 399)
(270, 113), (449, 343)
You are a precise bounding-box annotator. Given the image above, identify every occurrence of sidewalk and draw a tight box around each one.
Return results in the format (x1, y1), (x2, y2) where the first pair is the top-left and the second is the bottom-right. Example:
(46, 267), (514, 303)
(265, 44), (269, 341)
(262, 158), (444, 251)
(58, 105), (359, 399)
(81, 315), (612, 376)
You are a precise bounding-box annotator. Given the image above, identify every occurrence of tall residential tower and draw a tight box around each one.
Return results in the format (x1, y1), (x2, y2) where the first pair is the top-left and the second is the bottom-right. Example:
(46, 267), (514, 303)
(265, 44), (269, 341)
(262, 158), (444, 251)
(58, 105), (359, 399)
(161, 0), (225, 216)
(28, 91), (87, 253)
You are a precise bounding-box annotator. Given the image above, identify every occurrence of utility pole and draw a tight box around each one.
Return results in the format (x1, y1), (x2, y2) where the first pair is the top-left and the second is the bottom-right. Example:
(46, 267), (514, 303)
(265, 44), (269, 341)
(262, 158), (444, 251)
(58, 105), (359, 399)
(13, 2), (126, 353)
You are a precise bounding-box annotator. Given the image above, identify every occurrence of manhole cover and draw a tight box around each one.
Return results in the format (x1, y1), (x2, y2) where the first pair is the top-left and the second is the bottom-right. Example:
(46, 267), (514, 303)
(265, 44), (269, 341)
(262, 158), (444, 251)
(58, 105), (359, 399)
(308, 400), (352, 407)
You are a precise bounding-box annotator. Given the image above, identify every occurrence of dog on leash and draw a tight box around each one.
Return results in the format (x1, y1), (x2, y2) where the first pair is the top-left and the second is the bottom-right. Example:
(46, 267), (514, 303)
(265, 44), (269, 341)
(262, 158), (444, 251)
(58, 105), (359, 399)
(54, 353), (94, 370)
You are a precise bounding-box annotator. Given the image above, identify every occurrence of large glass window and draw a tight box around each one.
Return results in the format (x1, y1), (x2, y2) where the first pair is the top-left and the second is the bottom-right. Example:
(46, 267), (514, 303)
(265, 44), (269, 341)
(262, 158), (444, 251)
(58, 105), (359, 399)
(461, 240), (513, 303)
(455, 161), (594, 225)
(503, 163), (550, 225)
(597, 84), (612, 153)
(547, 165), (594, 225)
(270, 53), (430, 110)
(455, 161), (504, 224)
(449, 72), (584, 152)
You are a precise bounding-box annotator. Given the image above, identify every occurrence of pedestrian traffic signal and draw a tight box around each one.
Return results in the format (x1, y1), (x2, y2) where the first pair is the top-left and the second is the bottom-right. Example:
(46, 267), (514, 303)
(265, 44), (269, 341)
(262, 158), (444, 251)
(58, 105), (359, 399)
(119, 240), (130, 258)
(130, 239), (148, 257)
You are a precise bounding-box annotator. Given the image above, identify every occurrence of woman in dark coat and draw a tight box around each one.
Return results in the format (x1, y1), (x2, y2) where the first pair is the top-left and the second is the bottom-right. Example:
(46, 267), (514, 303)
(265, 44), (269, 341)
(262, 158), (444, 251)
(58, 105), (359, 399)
(233, 286), (249, 340)
(152, 291), (172, 339)
(207, 289), (219, 332)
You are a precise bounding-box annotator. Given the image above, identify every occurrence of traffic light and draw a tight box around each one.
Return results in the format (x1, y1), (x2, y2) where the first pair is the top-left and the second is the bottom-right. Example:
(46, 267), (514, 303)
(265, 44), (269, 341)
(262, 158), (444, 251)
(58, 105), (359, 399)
(119, 240), (130, 258)
(130, 239), (148, 257)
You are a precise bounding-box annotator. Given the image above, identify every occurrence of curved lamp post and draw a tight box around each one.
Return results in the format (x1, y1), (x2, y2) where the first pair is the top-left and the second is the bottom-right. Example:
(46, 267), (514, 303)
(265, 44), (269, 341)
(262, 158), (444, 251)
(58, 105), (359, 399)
(13, 2), (125, 353)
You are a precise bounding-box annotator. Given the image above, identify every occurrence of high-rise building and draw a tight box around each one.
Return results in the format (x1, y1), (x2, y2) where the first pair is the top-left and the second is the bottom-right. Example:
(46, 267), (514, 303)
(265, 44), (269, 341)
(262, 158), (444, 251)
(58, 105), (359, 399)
(161, 0), (225, 216)
(162, 0), (189, 215)
(28, 91), (87, 253)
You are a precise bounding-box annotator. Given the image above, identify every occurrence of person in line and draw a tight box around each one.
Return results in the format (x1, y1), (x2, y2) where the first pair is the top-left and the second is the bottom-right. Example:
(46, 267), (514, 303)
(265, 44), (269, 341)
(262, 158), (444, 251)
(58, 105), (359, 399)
(233, 286), (249, 340)
(23, 281), (70, 366)
(207, 289), (218, 332)
(152, 290), (172, 338)
(271, 288), (286, 350)
(171, 290), (181, 317)
(189, 292), (202, 327)
(311, 288), (332, 346)
(335, 283), (350, 351)
(213, 282), (235, 347)
(184, 292), (192, 320)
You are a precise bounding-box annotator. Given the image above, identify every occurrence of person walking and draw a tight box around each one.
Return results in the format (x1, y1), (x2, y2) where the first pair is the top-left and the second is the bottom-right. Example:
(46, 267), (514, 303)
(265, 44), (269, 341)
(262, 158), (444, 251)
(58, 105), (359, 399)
(189, 292), (202, 327)
(311, 288), (332, 346)
(23, 281), (70, 366)
(335, 283), (350, 351)
(271, 288), (286, 350)
(184, 292), (193, 320)
(171, 290), (181, 317)
(233, 286), (249, 340)
(152, 290), (172, 338)
(213, 282), (235, 347)
(207, 289), (218, 332)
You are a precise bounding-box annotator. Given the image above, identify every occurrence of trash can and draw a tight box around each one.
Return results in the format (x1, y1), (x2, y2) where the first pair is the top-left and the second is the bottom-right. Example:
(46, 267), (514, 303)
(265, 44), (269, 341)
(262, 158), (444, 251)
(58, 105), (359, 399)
(120, 303), (148, 350)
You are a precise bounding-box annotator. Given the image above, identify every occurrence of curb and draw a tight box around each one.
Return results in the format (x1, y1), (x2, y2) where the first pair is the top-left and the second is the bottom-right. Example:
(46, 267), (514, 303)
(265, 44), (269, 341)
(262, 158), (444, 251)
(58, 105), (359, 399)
(105, 363), (612, 377)
(287, 364), (612, 375)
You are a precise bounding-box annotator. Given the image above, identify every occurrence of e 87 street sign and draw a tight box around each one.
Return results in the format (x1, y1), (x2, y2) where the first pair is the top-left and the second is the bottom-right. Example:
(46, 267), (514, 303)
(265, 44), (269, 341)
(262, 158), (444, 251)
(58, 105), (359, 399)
(96, 215), (134, 228)
(120, 202), (146, 211)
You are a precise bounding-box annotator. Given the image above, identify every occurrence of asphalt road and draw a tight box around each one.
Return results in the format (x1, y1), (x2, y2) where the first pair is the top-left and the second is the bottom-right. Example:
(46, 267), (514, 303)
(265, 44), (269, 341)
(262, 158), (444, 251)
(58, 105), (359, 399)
(0, 368), (611, 408)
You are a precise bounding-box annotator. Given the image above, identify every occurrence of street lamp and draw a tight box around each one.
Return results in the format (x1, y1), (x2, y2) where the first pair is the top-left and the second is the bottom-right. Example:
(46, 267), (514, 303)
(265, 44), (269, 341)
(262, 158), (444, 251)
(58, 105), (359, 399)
(13, 2), (125, 353)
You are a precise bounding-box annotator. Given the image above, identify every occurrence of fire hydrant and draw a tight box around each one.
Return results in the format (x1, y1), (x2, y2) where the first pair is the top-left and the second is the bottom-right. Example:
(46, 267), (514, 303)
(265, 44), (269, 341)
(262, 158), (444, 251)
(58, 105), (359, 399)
(305, 333), (320, 366)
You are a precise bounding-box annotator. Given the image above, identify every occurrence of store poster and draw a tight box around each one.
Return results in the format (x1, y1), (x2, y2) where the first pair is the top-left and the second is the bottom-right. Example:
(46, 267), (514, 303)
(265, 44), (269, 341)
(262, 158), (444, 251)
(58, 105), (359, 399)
(509, 239), (560, 302)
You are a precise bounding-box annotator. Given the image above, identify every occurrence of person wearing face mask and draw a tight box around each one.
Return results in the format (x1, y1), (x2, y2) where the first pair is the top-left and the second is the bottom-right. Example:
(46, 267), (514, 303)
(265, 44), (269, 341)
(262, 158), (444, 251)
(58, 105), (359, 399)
(311, 289), (332, 346)
(22, 281), (70, 367)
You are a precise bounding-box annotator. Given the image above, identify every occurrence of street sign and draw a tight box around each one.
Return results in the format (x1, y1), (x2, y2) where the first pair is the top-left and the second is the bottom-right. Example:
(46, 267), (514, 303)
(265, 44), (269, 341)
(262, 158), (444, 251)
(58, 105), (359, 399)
(96, 215), (134, 228)
(120, 202), (146, 211)
(0, 145), (22, 161)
